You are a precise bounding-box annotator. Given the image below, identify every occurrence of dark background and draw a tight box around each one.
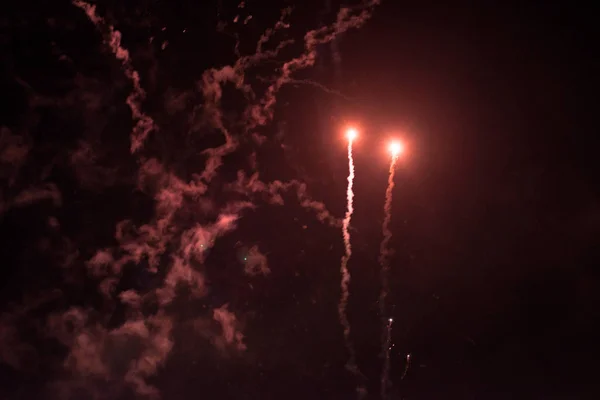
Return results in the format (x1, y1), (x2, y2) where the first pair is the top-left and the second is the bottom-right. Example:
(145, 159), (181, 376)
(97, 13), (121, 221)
(1, 0), (598, 399)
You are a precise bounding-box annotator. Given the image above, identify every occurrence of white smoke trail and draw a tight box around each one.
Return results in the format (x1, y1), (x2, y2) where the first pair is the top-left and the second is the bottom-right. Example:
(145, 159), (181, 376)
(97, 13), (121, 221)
(339, 137), (366, 398)
(379, 154), (398, 399)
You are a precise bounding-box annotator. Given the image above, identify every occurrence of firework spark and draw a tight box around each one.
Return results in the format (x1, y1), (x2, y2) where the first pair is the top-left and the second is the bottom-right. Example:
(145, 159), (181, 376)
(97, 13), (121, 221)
(381, 317), (394, 399)
(401, 353), (411, 381)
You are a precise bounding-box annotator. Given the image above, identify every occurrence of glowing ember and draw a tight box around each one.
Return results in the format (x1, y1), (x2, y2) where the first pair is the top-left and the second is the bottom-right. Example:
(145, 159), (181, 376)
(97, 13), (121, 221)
(346, 128), (358, 141)
(388, 140), (403, 156)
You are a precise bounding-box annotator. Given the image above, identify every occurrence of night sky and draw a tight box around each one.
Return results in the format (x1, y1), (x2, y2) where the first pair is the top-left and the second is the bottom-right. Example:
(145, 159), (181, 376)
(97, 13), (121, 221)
(1, 1), (598, 399)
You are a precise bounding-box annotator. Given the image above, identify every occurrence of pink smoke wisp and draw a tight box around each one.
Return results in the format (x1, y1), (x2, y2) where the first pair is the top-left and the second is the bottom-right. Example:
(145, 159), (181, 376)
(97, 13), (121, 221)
(0, 1), (383, 398)
(73, 0), (154, 153)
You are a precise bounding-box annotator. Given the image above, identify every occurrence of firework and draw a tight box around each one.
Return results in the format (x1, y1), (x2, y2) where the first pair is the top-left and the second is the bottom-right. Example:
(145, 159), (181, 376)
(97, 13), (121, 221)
(379, 140), (403, 399)
(339, 128), (366, 397)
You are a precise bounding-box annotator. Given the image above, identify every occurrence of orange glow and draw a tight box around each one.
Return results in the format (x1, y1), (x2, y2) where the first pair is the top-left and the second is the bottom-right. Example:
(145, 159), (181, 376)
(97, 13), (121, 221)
(388, 140), (403, 156)
(346, 128), (358, 141)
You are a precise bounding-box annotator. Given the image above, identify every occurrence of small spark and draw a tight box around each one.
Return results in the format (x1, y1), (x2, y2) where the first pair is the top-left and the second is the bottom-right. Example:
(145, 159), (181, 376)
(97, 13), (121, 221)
(401, 353), (412, 380)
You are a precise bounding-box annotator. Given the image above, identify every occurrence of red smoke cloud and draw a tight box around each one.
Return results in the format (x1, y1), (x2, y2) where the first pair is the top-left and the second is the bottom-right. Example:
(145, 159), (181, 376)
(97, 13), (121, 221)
(0, 1), (382, 398)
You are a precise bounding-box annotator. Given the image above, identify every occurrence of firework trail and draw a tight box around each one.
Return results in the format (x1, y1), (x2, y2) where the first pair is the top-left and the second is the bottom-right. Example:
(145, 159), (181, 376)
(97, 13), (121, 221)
(379, 146), (400, 399)
(379, 153), (398, 318)
(338, 130), (366, 397)
(401, 353), (411, 381)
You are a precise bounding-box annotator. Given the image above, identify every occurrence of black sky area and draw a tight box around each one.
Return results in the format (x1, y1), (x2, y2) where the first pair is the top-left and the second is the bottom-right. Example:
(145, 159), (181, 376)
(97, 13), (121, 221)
(1, 1), (598, 399)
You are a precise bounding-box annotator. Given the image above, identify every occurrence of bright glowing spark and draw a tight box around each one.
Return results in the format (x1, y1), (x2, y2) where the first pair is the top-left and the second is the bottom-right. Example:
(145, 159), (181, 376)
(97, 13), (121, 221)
(388, 140), (403, 157)
(346, 128), (358, 141)
(381, 314), (393, 399)
(401, 353), (412, 380)
(388, 318), (393, 323)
